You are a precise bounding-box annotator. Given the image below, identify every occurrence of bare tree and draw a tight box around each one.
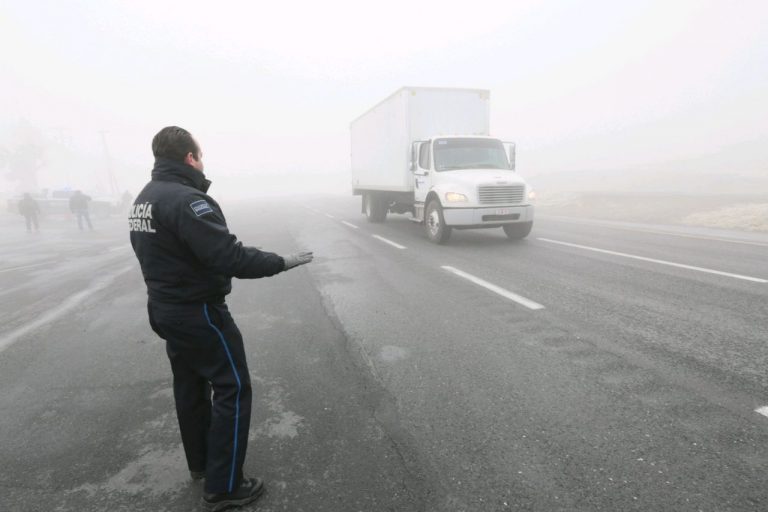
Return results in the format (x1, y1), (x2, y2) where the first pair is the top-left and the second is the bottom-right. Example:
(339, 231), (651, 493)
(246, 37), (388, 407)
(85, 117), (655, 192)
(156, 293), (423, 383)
(1, 123), (46, 193)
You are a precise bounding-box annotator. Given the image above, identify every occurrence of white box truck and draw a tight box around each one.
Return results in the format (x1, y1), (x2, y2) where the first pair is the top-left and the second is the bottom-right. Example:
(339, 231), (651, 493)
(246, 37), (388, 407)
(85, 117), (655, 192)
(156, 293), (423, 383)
(351, 87), (534, 243)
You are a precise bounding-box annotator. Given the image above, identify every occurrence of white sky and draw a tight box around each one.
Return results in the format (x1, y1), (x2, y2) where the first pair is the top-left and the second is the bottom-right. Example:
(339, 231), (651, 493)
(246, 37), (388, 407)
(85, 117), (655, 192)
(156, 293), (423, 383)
(1, 0), (767, 197)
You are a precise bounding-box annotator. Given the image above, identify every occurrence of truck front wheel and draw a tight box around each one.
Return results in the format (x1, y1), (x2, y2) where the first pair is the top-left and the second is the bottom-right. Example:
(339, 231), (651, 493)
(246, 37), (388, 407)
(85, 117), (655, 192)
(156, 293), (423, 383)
(503, 221), (533, 240)
(364, 192), (388, 223)
(425, 200), (452, 244)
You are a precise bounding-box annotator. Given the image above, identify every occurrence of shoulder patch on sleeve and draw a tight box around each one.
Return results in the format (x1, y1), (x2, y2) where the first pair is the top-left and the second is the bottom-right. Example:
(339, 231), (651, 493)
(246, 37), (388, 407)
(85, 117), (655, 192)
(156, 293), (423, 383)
(189, 199), (214, 217)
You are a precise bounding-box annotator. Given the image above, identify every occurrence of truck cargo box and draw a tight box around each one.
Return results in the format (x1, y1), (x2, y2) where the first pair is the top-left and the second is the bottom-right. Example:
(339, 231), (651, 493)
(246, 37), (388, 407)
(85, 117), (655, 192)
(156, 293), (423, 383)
(351, 87), (490, 193)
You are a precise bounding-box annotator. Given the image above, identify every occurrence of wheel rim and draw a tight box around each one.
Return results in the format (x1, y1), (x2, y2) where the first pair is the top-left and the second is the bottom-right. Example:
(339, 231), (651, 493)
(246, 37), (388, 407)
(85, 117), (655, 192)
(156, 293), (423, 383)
(427, 207), (440, 237)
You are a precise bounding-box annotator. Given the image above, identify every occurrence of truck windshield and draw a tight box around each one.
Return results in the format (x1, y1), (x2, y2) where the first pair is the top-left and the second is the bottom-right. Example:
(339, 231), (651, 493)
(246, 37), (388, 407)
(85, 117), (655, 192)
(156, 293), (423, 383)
(433, 138), (511, 172)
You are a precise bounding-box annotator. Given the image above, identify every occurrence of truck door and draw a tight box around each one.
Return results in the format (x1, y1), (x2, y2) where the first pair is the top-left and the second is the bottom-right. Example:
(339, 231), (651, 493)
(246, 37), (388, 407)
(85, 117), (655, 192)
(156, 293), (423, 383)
(413, 141), (431, 205)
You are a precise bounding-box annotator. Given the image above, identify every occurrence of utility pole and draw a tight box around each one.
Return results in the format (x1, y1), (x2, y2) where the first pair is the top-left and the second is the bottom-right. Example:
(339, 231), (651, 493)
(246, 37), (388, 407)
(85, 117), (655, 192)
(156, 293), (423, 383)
(99, 130), (120, 197)
(49, 126), (73, 188)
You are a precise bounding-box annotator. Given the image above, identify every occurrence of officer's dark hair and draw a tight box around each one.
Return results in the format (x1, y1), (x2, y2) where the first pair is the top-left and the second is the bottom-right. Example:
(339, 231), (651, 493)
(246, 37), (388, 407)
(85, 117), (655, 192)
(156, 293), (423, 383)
(152, 126), (200, 163)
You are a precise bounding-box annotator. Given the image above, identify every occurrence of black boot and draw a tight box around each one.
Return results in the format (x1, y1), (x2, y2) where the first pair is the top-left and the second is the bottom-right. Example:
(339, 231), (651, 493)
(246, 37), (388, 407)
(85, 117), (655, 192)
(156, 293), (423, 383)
(202, 477), (264, 511)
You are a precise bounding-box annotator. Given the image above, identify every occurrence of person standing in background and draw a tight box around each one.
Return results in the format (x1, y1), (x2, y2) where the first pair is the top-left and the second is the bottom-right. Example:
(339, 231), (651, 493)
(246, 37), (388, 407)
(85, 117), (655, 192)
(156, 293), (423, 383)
(18, 193), (40, 233)
(69, 190), (93, 231)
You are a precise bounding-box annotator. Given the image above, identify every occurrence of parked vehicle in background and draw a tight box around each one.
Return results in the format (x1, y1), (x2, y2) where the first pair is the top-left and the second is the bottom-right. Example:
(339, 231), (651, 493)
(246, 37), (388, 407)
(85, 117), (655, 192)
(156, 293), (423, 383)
(351, 87), (534, 243)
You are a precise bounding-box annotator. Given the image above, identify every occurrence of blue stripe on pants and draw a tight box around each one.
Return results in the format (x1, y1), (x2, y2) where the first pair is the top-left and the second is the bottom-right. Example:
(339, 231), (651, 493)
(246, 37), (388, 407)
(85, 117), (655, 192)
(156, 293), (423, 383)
(203, 303), (241, 493)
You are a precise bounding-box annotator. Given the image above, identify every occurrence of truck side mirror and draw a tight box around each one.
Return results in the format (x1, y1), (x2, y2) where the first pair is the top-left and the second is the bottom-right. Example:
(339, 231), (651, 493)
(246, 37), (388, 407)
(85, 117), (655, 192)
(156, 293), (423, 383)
(410, 143), (419, 172)
(505, 142), (516, 171)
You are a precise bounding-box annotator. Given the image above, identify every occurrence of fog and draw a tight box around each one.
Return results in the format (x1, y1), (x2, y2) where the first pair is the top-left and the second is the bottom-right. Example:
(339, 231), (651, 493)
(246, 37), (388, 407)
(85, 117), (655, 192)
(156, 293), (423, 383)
(3, 4), (768, 507)
(2, 0), (767, 207)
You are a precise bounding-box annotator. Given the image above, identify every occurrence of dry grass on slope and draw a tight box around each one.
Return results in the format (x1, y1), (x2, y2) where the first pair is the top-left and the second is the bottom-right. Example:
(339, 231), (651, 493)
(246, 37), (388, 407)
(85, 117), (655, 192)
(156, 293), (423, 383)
(682, 203), (768, 232)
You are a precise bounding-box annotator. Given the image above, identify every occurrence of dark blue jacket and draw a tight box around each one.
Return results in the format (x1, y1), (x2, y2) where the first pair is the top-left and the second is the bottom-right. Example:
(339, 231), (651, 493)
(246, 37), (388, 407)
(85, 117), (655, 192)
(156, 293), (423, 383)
(129, 158), (284, 303)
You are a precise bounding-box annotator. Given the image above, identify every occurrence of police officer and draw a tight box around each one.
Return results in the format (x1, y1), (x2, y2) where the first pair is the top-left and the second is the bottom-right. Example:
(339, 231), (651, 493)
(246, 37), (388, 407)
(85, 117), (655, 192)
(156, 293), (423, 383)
(130, 126), (313, 511)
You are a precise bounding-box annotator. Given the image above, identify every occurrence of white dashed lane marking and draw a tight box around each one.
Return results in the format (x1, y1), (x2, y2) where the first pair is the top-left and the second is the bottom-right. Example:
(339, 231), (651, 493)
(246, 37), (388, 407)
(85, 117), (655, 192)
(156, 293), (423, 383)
(756, 407), (768, 419)
(441, 266), (545, 310)
(341, 221), (359, 229)
(538, 238), (767, 283)
(372, 235), (406, 250)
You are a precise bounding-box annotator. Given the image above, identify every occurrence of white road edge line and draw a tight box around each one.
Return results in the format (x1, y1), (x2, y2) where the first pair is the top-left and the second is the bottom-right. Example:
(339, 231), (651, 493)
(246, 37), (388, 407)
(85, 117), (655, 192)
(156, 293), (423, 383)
(756, 406), (768, 418)
(541, 216), (768, 248)
(372, 235), (406, 249)
(0, 262), (50, 274)
(324, 213), (336, 219)
(441, 265), (545, 310)
(108, 245), (131, 252)
(614, 227), (768, 248)
(538, 238), (768, 284)
(341, 221), (359, 229)
(0, 265), (135, 354)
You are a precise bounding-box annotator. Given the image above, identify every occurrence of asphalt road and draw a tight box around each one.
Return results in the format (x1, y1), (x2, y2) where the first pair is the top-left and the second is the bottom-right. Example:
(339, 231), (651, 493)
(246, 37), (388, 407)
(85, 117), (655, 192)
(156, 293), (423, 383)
(1, 195), (767, 511)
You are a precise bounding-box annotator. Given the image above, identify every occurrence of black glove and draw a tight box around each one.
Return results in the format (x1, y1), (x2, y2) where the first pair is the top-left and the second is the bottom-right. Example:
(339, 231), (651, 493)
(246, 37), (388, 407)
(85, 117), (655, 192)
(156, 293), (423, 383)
(283, 251), (313, 270)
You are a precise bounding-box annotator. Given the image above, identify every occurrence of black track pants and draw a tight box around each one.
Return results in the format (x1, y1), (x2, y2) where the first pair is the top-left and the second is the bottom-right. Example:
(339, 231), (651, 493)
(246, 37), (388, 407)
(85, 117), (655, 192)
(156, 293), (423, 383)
(148, 300), (252, 494)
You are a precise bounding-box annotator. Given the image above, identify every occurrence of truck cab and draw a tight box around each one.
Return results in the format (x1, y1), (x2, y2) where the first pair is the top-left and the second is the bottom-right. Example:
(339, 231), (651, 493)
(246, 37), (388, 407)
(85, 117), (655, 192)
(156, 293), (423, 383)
(410, 136), (534, 243)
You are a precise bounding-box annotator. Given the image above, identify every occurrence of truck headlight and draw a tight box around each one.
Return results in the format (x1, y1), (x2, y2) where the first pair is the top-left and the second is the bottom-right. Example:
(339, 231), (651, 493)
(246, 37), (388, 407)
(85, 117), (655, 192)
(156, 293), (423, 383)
(445, 192), (468, 202)
(527, 189), (536, 201)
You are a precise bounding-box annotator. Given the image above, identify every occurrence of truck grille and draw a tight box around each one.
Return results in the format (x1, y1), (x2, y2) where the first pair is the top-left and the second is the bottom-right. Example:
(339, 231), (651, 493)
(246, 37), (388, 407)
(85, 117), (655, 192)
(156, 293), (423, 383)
(478, 185), (525, 204)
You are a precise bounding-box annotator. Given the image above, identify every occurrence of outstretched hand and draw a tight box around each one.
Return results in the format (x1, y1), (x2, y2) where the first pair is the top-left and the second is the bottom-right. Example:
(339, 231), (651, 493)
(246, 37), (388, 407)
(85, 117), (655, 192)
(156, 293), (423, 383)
(283, 251), (314, 270)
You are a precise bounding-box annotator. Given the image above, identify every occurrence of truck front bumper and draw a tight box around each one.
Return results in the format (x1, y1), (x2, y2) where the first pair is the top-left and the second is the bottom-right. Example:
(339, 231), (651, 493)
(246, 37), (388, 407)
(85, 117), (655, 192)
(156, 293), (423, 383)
(442, 205), (534, 226)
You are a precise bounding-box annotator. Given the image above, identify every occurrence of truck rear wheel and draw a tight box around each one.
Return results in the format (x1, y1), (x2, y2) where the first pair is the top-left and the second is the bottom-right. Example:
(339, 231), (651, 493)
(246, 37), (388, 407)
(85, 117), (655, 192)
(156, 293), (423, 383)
(364, 192), (388, 223)
(503, 221), (533, 240)
(425, 199), (452, 244)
